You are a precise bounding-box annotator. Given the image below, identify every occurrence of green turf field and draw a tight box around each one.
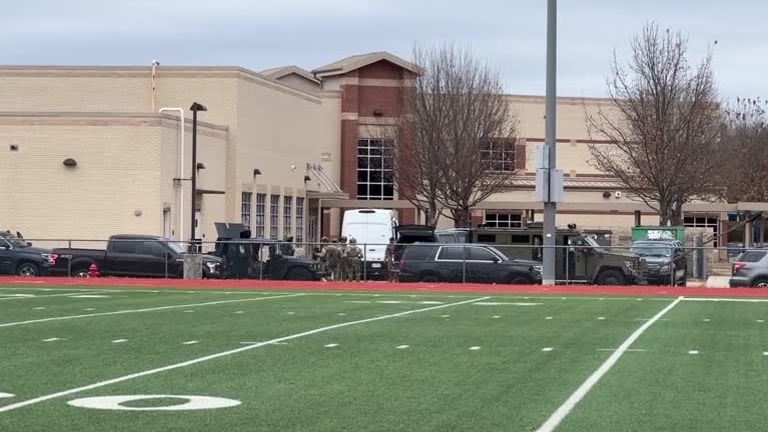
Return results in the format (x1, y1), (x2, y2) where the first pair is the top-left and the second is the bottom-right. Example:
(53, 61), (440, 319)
(0, 287), (766, 431)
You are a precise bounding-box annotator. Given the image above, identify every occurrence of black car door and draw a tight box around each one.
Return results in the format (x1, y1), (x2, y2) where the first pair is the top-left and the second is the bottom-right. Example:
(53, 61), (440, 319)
(434, 246), (466, 282)
(0, 239), (15, 274)
(466, 247), (503, 283)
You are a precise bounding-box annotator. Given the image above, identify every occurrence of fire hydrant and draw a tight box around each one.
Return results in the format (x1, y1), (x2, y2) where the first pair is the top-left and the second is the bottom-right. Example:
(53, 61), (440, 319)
(88, 263), (100, 278)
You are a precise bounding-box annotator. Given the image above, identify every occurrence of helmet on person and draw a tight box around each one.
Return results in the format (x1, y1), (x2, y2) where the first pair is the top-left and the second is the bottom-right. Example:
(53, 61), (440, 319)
(339, 236), (347, 243)
(349, 237), (357, 244)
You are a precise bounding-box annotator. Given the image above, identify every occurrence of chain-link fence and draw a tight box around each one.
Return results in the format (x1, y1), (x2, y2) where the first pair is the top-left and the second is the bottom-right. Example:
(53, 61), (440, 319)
(0, 236), (756, 287)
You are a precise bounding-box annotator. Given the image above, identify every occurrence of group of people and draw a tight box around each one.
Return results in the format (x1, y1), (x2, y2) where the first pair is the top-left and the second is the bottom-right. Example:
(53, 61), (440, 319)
(314, 236), (364, 281)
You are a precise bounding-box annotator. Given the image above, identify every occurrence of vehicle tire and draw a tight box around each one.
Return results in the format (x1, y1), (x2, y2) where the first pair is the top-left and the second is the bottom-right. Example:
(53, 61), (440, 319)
(419, 273), (441, 283)
(286, 268), (313, 281)
(751, 278), (768, 288)
(596, 269), (626, 286)
(72, 267), (90, 278)
(16, 263), (40, 277)
(508, 274), (532, 285)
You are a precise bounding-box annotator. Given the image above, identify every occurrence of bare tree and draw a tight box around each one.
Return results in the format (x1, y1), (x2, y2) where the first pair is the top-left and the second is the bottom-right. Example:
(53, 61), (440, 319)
(721, 98), (768, 201)
(391, 46), (518, 228)
(587, 24), (721, 226)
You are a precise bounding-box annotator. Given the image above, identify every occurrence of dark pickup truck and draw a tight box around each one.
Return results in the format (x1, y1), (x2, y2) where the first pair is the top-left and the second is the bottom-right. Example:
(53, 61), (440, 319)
(50, 234), (222, 278)
(0, 231), (58, 276)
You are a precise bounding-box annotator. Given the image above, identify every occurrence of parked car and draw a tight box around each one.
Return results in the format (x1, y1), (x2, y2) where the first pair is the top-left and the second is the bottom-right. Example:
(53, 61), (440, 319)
(398, 243), (542, 284)
(212, 222), (322, 281)
(0, 231), (57, 276)
(393, 225), (437, 262)
(730, 250), (768, 287)
(50, 234), (222, 278)
(630, 240), (687, 285)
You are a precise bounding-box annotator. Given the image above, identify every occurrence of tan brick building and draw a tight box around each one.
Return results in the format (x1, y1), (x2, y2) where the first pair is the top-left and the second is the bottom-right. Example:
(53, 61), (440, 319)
(0, 52), (733, 246)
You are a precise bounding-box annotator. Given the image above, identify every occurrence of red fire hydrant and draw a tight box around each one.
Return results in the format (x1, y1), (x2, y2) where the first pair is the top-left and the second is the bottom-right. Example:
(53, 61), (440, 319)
(88, 263), (100, 278)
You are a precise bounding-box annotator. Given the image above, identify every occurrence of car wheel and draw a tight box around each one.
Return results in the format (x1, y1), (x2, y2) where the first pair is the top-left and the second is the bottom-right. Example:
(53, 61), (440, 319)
(508, 274), (532, 285)
(73, 267), (90, 278)
(596, 269), (626, 286)
(286, 268), (313, 281)
(419, 274), (440, 283)
(16, 263), (39, 277)
(752, 278), (768, 288)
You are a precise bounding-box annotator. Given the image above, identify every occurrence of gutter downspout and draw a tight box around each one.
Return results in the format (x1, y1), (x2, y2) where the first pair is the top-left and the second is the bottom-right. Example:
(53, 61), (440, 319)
(159, 107), (185, 241)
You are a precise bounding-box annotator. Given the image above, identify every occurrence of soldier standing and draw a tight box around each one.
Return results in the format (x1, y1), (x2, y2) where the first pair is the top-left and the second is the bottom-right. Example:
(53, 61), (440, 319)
(346, 237), (363, 282)
(337, 236), (349, 281)
(326, 239), (341, 281)
(385, 237), (397, 283)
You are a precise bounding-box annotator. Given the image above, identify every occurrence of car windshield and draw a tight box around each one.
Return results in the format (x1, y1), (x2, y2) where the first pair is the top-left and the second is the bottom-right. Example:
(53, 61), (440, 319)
(0, 232), (28, 248)
(167, 241), (186, 254)
(631, 244), (672, 257)
(583, 236), (600, 248)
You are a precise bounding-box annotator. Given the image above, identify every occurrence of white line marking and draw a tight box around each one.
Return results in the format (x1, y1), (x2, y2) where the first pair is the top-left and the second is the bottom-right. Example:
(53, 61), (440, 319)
(83, 308), (95, 311)
(0, 296), (488, 413)
(492, 315), (501, 319)
(763, 352), (768, 356)
(683, 297), (768, 303)
(0, 293), (304, 329)
(597, 348), (646, 352)
(183, 310), (195, 313)
(33, 307), (46, 310)
(545, 316), (553, 320)
(0, 291), (103, 301)
(234, 311), (244, 314)
(535, 296), (683, 432)
(111, 339), (128, 344)
(0, 392), (14, 399)
(542, 347), (554, 352)
(597, 317), (606, 320)
(440, 314), (451, 318)
(68, 295), (110, 299)
(344, 300), (372, 304)
(396, 345), (409, 349)
(473, 302), (541, 306)
(469, 346), (481, 351)
(758, 319), (765, 323)
(286, 311), (296, 315)
(337, 313), (347, 316)
(182, 341), (199, 345)
(689, 350), (699, 355)
(702, 318), (710, 322)
(324, 343), (339, 348)
(42, 338), (63, 342)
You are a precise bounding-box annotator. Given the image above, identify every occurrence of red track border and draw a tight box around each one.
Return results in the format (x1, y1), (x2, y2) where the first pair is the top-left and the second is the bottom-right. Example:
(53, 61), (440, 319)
(0, 276), (762, 298)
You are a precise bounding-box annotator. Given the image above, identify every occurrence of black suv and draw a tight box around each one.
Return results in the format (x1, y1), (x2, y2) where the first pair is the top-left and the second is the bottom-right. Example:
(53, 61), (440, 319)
(398, 243), (542, 284)
(630, 240), (687, 286)
(0, 231), (57, 276)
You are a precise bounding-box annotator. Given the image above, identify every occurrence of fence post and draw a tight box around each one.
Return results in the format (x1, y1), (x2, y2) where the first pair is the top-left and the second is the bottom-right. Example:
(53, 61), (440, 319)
(363, 243), (367, 282)
(67, 239), (72, 277)
(462, 244), (467, 284)
(565, 244), (570, 285)
(164, 240), (169, 279)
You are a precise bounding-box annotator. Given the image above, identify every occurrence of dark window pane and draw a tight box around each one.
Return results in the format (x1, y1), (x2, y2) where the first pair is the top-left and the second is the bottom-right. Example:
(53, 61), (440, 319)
(111, 240), (138, 254)
(357, 170), (368, 183)
(437, 247), (465, 260)
(477, 234), (496, 243)
(740, 251), (767, 262)
(469, 247), (497, 261)
(369, 184), (382, 197)
(383, 184), (394, 198)
(357, 184), (368, 197)
(369, 147), (382, 156)
(142, 241), (165, 257)
(357, 157), (368, 168)
(369, 170), (382, 183)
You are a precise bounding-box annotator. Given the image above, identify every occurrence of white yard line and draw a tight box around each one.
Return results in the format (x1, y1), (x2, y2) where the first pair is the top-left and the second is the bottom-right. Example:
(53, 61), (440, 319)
(0, 296), (488, 413)
(0, 293), (304, 329)
(682, 297), (768, 303)
(535, 296), (683, 432)
(0, 291), (104, 301)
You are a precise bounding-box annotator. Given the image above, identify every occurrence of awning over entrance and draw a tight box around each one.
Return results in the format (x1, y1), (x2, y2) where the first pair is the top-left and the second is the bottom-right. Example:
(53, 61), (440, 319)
(305, 163), (348, 200)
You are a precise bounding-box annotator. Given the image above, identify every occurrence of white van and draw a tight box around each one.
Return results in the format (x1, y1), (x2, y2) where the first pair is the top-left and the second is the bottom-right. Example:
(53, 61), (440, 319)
(341, 209), (397, 277)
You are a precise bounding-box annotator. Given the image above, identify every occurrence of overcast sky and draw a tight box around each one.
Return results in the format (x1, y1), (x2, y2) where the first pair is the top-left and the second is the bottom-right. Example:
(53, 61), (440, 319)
(1, 0), (765, 98)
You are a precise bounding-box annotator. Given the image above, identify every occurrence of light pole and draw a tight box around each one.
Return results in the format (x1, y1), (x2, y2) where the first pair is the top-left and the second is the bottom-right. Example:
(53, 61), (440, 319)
(542, 0), (558, 285)
(189, 102), (207, 248)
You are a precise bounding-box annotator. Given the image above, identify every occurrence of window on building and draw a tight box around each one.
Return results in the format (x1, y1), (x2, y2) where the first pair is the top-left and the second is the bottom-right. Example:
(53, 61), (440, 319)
(308, 206), (319, 243)
(241, 192), (252, 228)
(269, 195), (280, 240)
(255, 194), (266, 238)
(483, 212), (523, 228)
(295, 197), (305, 242)
(481, 140), (516, 172)
(283, 196), (293, 239)
(684, 215), (719, 247)
(357, 138), (394, 200)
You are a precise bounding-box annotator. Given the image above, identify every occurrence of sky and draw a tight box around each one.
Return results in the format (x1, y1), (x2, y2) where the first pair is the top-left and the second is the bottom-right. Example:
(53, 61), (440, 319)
(1, 0), (766, 99)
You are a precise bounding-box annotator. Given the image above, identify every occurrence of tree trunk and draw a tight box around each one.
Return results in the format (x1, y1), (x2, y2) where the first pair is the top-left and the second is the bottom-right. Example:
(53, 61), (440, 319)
(425, 204), (441, 228)
(670, 202), (684, 226)
(450, 208), (472, 228)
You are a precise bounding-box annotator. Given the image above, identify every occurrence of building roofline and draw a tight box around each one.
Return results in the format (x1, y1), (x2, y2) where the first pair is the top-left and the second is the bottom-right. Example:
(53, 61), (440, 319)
(0, 65), (323, 102)
(312, 51), (421, 78)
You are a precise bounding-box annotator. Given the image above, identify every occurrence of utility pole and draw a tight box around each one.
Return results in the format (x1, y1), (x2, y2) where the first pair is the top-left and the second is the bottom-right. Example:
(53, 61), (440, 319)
(189, 102), (207, 248)
(542, 0), (558, 285)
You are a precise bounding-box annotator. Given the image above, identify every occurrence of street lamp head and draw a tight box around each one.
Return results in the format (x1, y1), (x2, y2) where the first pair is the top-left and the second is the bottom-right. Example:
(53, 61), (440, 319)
(189, 102), (207, 112)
